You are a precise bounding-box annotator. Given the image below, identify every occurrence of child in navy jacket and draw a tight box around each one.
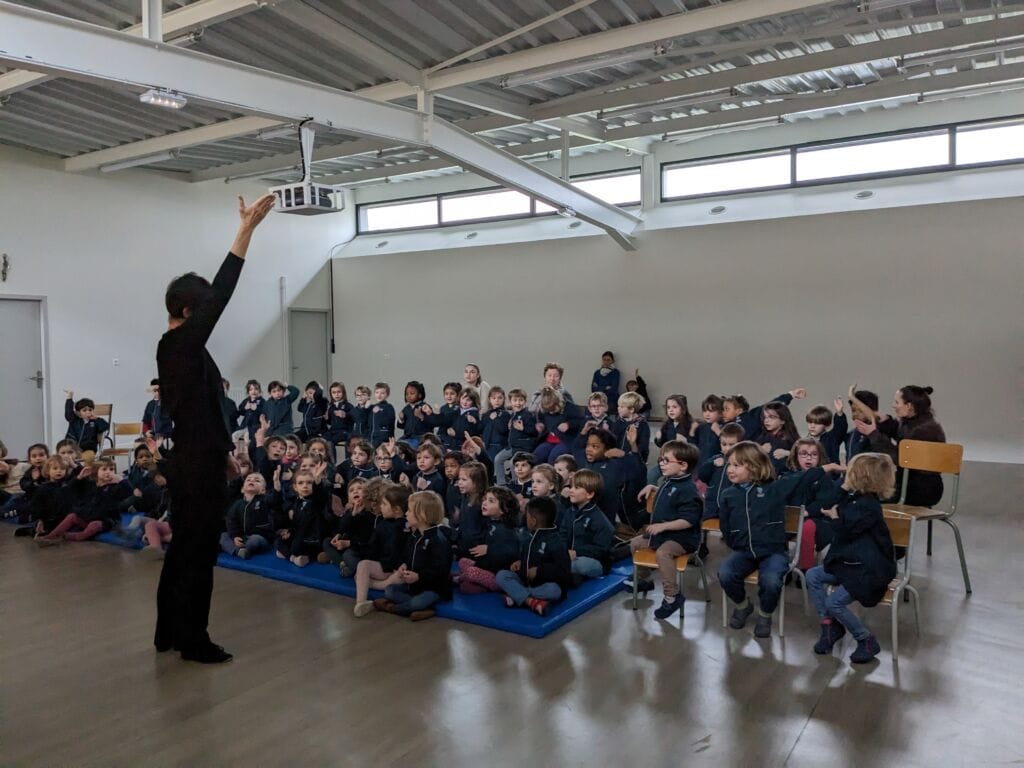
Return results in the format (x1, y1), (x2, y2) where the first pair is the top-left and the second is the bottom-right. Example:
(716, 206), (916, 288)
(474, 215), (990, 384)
(273, 466), (329, 567)
(142, 380), (174, 440)
(804, 400), (848, 465)
(38, 458), (130, 544)
(692, 395), (724, 462)
(451, 388), (484, 445)
(806, 453), (898, 664)
(323, 382), (353, 454)
(237, 379), (265, 451)
(571, 428), (644, 527)
(296, 381), (328, 442)
(649, 394), (693, 484)
(63, 392), (109, 454)
(396, 381), (430, 446)
(375, 491), (452, 620)
(481, 387), (511, 461)
(221, 472), (274, 558)
(723, 389), (805, 441)
(591, 351), (621, 399)
(368, 383), (396, 448)
(494, 388), (537, 485)
(451, 461), (488, 556)
(560, 469), (615, 579)
(349, 386), (371, 440)
(455, 486), (522, 594)
(353, 484), (412, 617)
(750, 400), (801, 475)
(30, 456), (75, 536)
(496, 496), (573, 616)
(422, 382), (462, 451)
(718, 441), (841, 638)
(534, 388), (585, 464)
(613, 392), (651, 463)
(262, 381), (300, 437)
(697, 423), (745, 520)
(633, 442), (704, 619)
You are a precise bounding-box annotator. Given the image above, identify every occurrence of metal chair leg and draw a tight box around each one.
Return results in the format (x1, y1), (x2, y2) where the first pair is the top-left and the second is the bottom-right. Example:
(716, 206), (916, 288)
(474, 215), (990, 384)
(941, 518), (973, 595)
(700, 563), (710, 603)
(926, 520), (933, 556)
(721, 585), (728, 629)
(908, 585), (921, 635)
(779, 575), (786, 638)
(891, 585), (902, 660)
(632, 564), (639, 610)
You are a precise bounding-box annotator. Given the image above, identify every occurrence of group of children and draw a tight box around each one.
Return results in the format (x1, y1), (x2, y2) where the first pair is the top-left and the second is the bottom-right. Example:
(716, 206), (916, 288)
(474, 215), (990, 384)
(0, 353), (918, 662)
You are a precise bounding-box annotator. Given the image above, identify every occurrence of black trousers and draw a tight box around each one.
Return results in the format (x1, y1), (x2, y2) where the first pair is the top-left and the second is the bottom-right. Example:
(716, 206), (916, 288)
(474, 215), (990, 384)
(155, 451), (226, 652)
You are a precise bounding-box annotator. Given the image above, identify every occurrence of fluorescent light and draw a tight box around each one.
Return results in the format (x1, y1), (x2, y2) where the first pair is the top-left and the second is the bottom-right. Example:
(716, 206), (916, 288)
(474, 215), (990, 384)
(139, 88), (187, 109)
(99, 151), (176, 173)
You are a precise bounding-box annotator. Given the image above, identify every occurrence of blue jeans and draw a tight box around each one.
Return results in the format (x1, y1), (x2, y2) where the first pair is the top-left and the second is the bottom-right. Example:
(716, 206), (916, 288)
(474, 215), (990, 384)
(718, 551), (790, 614)
(571, 556), (604, 579)
(218, 532), (268, 556)
(534, 441), (570, 464)
(384, 583), (439, 615)
(493, 448), (516, 485)
(806, 565), (870, 641)
(496, 569), (563, 605)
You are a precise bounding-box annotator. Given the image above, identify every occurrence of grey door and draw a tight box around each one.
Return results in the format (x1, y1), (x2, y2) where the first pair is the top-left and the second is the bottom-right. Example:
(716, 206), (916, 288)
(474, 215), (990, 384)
(288, 309), (330, 420)
(0, 298), (46, 455)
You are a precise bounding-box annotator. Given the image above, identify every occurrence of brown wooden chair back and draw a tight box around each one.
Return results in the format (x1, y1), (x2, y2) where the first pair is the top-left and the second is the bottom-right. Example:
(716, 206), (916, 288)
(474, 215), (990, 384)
(898, 440), (963, 476)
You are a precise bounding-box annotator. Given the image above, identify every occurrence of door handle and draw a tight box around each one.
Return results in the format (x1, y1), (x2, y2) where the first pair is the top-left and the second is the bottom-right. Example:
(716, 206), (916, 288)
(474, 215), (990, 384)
(26, 370), (44, 389)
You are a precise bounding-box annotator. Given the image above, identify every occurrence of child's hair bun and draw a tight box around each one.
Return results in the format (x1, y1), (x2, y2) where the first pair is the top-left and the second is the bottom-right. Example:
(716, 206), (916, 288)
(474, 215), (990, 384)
(923, 386), (934, 395)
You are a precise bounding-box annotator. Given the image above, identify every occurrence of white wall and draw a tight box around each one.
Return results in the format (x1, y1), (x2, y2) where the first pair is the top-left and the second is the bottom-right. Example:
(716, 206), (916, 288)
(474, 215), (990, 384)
(331, 197), (1024, 463)
(0, 146), (354, 447)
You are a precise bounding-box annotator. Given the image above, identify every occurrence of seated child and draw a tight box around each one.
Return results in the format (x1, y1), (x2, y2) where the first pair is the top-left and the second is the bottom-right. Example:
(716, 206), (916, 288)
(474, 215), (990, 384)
(697, 422), (744, 520)
(494, 388), (537, 485)
(125, 444), (155, 490)
(650, 394), (694, 484)
(624, 370), (652, 417)
(296, 381), (328, 442)
(395, 442), (446, 497)
(37, 457), (130, 544)
(529, 463), (567, 527)
(442, 450), (466, 518)
(339, 440), (377, 483)
(481, 387), (510, 461)
(508, 451), (536, 502)
(806, 453), (898, 664)
(560, 469), (615, 580)
(723, 389), (805, 441)
(496, 496), (572, 616)
(786, 437), (834, 570)
(693, 395), (723, 461)
(582, 392), (617, 436)
(353, 484), (412, 616)
(631, 441), (703, 619)
(374, 491), (452, 621)
(373, 444), (402, 483)
(237, 379), (266, 451)
(3, 442), (48, 520)
(451, 387), (484, 444)
(29, 456), (75, 537)
(591, 351), (620, 399)
(718, 441), (840, 638)
(320, 477), (371, 575)
(751, 401), (801, 474)
(142, 379), (174, 440)
(368, 382), (396, 448)
(396, 381), (429, 447)
(553, 454), (577, 495)
(253, 418), (287, 487)
(262, 380), (300, 437)
(804, 400), (848, 465)
(451, 460), (488, 556)
(221, 472), (274, 559)
(273, 465), (328, 567)
(63, 390), (110, 454)
(350, 385), (371, 440)
(534, 387), (585, 464)
(455, 486), (521, 594)
(572, 427), (644, 528)
(422, 382), (462, 451)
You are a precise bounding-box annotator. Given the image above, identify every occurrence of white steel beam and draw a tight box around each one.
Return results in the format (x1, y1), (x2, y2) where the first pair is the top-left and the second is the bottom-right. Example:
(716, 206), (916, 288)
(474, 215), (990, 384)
(0, 2), (639, 247)
(0, 0), (279, 96)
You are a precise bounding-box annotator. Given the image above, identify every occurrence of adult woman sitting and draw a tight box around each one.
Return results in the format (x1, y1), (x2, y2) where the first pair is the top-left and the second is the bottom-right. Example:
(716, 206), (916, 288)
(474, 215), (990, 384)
(854, 385), (945, 506)
(462, 363), (490, 407)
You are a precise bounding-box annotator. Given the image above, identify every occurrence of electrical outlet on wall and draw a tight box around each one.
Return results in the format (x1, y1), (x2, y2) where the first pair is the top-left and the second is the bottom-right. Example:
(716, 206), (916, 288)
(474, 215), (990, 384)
(112, 358), (120, 367)
(383, 353), (390, 360)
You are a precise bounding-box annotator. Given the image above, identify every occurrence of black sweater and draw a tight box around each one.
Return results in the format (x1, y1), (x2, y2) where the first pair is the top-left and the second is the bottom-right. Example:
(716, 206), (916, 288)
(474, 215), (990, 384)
(470, 521), (522, 573)
(64, 399), (109, 454)
(360, 516), (408, 572)
(646, 473), (703, 551)
(225, 493), (274, 540)
(402, 525), (453, 598)
(516, 527), (572, 598)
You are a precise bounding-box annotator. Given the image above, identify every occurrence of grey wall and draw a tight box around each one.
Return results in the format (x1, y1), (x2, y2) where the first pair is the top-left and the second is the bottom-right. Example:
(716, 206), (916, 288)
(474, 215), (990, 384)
(332, 197), (1023, 463)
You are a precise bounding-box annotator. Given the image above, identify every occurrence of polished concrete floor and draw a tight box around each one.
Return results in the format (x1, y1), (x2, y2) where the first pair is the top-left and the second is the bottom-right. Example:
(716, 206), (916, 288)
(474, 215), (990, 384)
(3, 461), (1022, 767)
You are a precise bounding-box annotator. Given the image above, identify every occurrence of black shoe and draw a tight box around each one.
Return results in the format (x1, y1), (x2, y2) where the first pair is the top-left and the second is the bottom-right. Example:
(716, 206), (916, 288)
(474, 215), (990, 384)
(813, 621), (846, 654)
(753, 613), (773, 638)
(624, 578), (655, 595)
(154, 641), (177, 653)
(653, 596), (683, 620)
(729, 602), (754, 629)
(697, 542), (710, 560)
(180, 643), (233, 664)
(14, 526), (36, 537)
(850, 635), (881, 664)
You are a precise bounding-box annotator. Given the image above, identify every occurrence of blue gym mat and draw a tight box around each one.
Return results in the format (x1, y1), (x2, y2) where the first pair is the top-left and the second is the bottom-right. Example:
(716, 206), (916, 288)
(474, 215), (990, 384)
(80, 514), (632, 638)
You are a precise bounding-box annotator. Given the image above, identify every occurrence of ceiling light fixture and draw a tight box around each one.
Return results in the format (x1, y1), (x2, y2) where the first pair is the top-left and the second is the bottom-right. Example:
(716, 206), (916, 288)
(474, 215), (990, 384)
(139, 88), (187, 109)
(709, 205), (727, 215)
(854, 190), (875, 199)
(99, 150), (176, 173)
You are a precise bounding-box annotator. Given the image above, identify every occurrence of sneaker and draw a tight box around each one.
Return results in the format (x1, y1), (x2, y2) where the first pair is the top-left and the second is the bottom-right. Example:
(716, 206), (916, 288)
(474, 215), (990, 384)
(293, 555), (309, 567)
(316, 552), (331, 564)
(813, 621), (847, 655)
(409, 609), (436, 622)
(850, 635), (881, 664)
(237, 548), (249, 560)
(275, 550), (286, 559)
(754, 613), (773, 638)
(654, 596), (683, 620)
(373, 598), (397, 613)
(339, 564), (354, 578)
(524, 597), (548, 616)
(36, 535), (62, 548)
(729, 602), (754, 629)
(353, 601), (375, 618)
(180, 643), (233, 664)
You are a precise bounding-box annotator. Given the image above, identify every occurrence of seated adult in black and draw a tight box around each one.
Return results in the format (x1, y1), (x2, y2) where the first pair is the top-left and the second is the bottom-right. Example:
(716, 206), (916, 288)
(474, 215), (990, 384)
(154, 194), (275, 664)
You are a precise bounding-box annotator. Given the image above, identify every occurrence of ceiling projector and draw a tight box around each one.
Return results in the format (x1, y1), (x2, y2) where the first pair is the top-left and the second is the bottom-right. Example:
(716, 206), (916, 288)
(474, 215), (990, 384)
(268, 123), (345, 215)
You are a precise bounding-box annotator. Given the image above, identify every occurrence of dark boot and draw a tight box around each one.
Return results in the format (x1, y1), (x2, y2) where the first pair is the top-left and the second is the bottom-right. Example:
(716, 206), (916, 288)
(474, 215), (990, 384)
(813, 620), (847, 654)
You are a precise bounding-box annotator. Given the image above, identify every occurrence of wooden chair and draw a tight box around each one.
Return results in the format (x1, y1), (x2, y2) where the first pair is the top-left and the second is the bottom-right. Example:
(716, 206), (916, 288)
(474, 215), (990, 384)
(719, 506), (808, 637)
(630, 488), (711, 609)
(877, 510), (921, 660)
(94, 403), (113, 450)
(100, 422), (144, 469)
(883, 439), (970, 595)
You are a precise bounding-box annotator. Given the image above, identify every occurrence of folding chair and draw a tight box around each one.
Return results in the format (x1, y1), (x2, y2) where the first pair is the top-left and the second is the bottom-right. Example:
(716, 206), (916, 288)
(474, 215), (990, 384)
(631, 489), (711, 609)
(720, 506), (808, 637)
(877, 510), (921, 660)
(883, 439), (970, 595)
(101, 422), (144, 470)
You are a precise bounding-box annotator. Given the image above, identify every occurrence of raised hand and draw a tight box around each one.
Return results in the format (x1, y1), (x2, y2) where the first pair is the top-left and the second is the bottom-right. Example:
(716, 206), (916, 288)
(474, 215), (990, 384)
(834, 397), (844, 414)
(416, 476), (429, 490)
(854, 419), (876, 436)
(238, 193), (276, 230)
(63, 389), (74, 398)
(790, 388), (807, 400)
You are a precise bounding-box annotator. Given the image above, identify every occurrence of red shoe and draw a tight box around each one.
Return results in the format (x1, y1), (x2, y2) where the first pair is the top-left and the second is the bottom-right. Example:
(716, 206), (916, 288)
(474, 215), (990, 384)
(372, 598), (397, 614)
(525, 597), (548, 616)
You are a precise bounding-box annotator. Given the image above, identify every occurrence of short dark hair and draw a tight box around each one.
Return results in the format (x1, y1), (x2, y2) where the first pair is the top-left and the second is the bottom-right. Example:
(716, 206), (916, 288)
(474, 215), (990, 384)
(512, 451), (536, 467)
(720, 422), (746, 441)
(701, 394), (724, 412)
(150, 378), (160, 387)
(660, 440), (699, 469)
(268, 380), (285, 392)
(165, 272), (212, 320)
(74, 398), (95, 412)
(525, 496), (558, 527)
(443, 381), (463, 395)
(404, 380), (425, 401)
(806, 405), (833, 426)
(853, 389), (879, 411)
(899, 385), (934, 419)
(587, 428), (616, 450)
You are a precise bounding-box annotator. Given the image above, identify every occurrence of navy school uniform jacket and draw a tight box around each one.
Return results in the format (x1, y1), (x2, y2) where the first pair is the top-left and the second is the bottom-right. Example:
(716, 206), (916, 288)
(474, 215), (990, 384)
(30, 480), (75, 529)
(297, 389), (328, 437)
(133, 478), (169, 518)
(469, 520), (522, 573)
(572, 437), (643, 525)
(537, 404), (586, 446)
(330, 505), (376, 549)
(253, 446), (280, 488)
(507, 408), (539, 451)
(262, 386), (300, 437)
(402, 525), (453, 599)
(802, 473), (844, 551)
(647, 473), (703, 552)
(225, 493), (274, 541)
(368, 401), (396, 448)
(612, 417), (651, 463)
(350, 403), (370, 439)
(124, 463), (150, 490)
(654, 419), (687, 448)
(324, 399), (353, 444)
(237, 395), (266, 438)
(445, 482), (461, 518)
(74, 477), (132, 529)
(359, 516), (408, 572)
(516, 527), (573, 598)
(398, 401), (430, 441)
(415, 469), (446, 498)
(817, 412), (848, 464)
(452, 497), (484, 556)
(692, 422), (721, 461)
(559, 502), (615, 570)
(273, 484), (328, 546)
(64, 399), (110, 453)
(339, 459), (379, 484)
(750, 430), (795, 475)
(426, 403), (460, 450)
(732, 392), (793, 440)
(697, 454), (732, 520)
(508, 478), (533, 499)
(142, 399), (174, 439)
(823, 491), (897, 607)
(481, 409), (511, 451)
(452, 407), (483, 443)
(591, 367), (621, 399)
(586, 414), (618, 434)
(719, 467), (825, 559)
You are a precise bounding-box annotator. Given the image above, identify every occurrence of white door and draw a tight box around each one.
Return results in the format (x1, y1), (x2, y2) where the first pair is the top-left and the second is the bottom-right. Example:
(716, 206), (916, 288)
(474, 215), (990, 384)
(288, 309), (330, 419)
(0, 298), (46, 455)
